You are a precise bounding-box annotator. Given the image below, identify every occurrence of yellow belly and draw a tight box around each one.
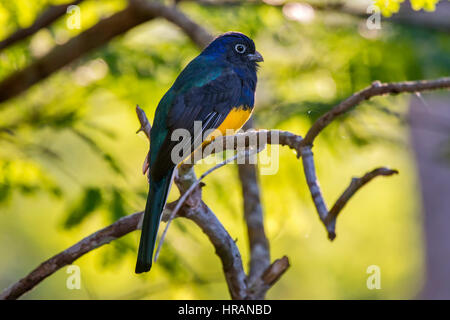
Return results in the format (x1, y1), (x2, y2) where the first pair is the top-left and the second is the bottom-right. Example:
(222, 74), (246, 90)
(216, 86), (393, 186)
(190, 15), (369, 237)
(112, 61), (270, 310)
(178, 107), (252, 166)
(204, 107), (252, 144)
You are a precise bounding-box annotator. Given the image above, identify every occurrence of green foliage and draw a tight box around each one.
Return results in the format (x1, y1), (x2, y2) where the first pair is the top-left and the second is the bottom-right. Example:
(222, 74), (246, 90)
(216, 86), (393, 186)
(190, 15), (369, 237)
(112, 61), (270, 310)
(63, 187), (102, 229)
(109, 187), (128, 221)
(72, 128), (125, 177)
(374, 0), (441, 16)
(0, 159), (62, 204)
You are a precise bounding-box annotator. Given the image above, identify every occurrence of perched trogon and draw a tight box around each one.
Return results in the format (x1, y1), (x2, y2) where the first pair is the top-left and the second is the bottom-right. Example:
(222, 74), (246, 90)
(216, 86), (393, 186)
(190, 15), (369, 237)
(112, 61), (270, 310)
(135, 32), (263, 273)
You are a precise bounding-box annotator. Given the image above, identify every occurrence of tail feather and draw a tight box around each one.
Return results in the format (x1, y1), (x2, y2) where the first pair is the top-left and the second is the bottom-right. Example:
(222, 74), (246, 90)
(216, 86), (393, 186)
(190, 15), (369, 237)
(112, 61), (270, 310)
(135, 170), (173, 274)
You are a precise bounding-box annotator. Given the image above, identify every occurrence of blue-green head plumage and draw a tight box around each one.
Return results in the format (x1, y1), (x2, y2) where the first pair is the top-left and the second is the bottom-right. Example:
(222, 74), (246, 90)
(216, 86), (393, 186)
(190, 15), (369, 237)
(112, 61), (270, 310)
(201, 32), (263, 73)
(196, 32), (263, 107)
(172, 32), (262, 92)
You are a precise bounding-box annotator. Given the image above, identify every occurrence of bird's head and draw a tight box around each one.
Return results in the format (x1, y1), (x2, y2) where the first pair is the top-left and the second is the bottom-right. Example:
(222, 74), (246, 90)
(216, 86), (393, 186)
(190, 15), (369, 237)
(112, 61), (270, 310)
(201, 32), (263, 70)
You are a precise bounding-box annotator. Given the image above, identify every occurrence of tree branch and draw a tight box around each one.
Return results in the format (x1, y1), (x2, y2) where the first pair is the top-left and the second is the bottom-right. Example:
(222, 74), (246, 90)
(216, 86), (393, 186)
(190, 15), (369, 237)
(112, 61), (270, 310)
(296, 78), (450, 240)
(238, 120), (271, 299)
(169, 165), (248, 300)
(0, 0), (213, 105)
(0, 0), (85, 52)
(177, 199), (248, 299)
(261, 256), (290, 287)
(135, 0), (213, 48)
(0, 211), (143, 300)
(300, 145), (398, 240)
(135, 104), (151, 140)
(155, 144), (263, 263)
(238, 164), (270, 280)
(181, 0), (450, 32)
(301, 78), (450, 146)
(325, 167), (399, 239)
(294, 78), (450, 239)
(204, 129), (303, 158)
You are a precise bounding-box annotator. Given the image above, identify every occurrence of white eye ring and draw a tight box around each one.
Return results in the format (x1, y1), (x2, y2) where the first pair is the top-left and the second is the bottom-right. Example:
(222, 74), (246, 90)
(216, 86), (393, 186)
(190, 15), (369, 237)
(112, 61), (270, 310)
(235, 44), (246, 54)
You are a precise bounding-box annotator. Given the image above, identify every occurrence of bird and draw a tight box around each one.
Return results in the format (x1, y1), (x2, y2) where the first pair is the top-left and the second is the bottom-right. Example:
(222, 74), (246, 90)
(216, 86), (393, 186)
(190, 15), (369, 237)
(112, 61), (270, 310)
(135, 32), (263, 273)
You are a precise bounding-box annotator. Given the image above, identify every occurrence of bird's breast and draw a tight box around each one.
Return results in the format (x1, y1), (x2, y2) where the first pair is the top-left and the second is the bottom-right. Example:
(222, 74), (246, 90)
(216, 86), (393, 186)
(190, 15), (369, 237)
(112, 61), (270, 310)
(216, 106), (253, 135)
(178, 105), (253, 167)
(202, 106), (253, 146)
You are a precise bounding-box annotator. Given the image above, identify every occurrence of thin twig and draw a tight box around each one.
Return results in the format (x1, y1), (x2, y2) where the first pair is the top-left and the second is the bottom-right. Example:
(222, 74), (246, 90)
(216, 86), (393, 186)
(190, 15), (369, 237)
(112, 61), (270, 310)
(247, 256), (290, 297)
(136, 105), (151, 176)
(154, 145), (263, 262)
(301, 78), (450, 146)
(300, 146), (329, 223)
(170, 180), (248, 300)
(0, 211), (143, 300)
(325, 167), (399, 239)
(301, 143), (399, 240)
(135, 105), (151, 139)
(261, 256), (290, 287)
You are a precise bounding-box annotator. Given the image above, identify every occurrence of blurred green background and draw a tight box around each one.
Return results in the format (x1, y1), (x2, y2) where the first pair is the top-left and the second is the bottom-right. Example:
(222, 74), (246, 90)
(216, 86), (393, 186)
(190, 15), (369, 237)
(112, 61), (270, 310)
(0, 0), (449, 299)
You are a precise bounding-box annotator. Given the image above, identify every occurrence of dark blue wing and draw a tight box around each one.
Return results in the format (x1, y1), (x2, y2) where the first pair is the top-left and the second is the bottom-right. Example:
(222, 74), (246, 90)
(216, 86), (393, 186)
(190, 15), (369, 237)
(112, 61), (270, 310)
(151, 68), (242, 181)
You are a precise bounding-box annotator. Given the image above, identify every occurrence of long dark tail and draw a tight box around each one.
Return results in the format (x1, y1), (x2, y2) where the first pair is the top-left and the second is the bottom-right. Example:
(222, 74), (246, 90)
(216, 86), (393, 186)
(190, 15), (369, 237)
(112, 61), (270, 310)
(135, 169), (174, 274)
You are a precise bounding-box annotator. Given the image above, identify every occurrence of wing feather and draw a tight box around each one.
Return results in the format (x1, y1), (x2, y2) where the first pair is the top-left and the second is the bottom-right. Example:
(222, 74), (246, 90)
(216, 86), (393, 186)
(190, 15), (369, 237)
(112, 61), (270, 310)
(151, 69), (242, 181)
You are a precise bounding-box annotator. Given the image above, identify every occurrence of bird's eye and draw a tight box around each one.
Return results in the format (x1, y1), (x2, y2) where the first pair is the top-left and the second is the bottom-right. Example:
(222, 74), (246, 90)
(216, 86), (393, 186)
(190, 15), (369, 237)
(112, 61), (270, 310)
(234, 44), (246, 54)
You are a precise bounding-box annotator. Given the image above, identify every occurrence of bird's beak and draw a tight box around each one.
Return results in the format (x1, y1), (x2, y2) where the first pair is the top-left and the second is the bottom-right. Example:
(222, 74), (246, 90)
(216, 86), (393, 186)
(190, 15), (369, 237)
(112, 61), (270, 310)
(248, 51), (264, 62)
